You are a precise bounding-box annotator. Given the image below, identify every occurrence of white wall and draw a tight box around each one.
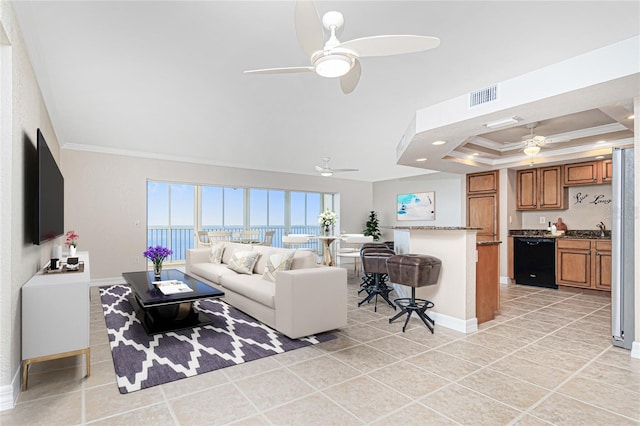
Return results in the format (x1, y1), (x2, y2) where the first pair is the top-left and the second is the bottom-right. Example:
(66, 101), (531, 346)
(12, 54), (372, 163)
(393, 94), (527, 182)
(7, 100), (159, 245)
(0, 2), (60, 408)
(520, 184), (612, 230)
(372, 172), (465, 240)
(60, 150), (373, 280)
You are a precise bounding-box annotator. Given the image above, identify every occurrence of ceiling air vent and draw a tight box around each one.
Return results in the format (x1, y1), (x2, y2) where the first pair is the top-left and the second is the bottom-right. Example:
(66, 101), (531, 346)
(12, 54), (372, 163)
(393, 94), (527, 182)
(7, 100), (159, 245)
(469, 85), (497, 108)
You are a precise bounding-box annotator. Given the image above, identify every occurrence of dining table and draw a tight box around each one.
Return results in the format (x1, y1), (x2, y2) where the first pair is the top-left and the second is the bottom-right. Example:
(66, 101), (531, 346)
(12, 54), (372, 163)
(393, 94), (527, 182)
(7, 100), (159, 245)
(316, 235), (339, 266)
(231, 238), (261, 244)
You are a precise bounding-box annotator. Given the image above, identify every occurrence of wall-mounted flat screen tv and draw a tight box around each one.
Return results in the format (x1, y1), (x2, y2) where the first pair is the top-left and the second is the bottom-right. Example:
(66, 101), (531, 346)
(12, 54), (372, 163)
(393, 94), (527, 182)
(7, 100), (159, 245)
(34, 129), (64, 244)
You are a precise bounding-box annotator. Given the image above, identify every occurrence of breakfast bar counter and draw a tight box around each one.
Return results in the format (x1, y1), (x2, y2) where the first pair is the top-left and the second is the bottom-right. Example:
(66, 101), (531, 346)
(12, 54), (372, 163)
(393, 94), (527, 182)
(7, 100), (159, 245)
(384, 226), (481, 333)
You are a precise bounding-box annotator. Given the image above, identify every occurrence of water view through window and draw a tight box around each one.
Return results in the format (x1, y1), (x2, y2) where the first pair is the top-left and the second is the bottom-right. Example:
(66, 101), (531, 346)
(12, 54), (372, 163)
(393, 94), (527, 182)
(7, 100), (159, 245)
(147, 181), (335, 262)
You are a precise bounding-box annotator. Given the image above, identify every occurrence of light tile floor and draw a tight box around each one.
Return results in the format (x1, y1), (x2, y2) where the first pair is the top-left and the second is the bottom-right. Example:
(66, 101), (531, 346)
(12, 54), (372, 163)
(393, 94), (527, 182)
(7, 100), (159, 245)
(3, 268), (639, 425)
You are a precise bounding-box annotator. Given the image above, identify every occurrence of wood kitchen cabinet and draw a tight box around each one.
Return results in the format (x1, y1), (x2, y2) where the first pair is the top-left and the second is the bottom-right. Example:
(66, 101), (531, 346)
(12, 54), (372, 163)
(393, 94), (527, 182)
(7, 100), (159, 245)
(539, 166), (565, 209)
(556, 239), (611, 291)
(563, 160), (613, 186)
(476, 242), (501, 324)
(557, 239), (591, 288)
(516, 169), (537, 210)
(468, 193), (498, 241)
(466, 171), (499, 242)
(467, 170), (498, 194)
(516, 166), (566, 210)
(602, 159), (613, 183)
(594, 240), (612, 290)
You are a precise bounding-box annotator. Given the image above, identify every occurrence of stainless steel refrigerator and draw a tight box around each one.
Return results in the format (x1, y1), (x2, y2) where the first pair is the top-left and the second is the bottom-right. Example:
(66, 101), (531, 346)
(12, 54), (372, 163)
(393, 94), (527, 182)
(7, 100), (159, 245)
(612, 147), (635, 349)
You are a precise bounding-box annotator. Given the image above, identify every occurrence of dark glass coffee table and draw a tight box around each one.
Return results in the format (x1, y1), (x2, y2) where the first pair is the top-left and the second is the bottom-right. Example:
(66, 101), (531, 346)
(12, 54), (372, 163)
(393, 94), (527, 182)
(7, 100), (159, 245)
(122, 269), (224, 334)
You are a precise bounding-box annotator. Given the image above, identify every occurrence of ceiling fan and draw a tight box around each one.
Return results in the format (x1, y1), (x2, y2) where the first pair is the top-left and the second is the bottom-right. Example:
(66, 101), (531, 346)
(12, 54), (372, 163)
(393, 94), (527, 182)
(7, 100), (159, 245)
(522, 122), (548, 156)
(314, 157), (358, 176)
(244, 0), (440, 94)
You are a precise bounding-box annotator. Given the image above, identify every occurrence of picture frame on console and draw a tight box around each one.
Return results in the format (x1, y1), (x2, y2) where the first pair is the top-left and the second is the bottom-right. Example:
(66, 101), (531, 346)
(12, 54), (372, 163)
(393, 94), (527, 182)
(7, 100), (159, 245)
(396, 191), (435, 221)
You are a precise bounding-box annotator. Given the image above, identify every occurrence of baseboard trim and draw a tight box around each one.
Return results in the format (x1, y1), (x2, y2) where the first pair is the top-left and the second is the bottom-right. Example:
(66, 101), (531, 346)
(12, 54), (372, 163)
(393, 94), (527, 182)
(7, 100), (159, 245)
(500, 276), (511, 284)
(631, 341), (640, 359)
(430, 312), (478, 334)
(0, 365), (21, 411)
(391, 284), (478, 333)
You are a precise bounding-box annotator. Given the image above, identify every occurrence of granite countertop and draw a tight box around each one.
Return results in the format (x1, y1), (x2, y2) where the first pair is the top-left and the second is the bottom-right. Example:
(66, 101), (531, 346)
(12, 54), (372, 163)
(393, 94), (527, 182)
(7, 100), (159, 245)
(477, 241), (502, 246)
(508, 229), (611, 240)
(383, 226), (482, 231)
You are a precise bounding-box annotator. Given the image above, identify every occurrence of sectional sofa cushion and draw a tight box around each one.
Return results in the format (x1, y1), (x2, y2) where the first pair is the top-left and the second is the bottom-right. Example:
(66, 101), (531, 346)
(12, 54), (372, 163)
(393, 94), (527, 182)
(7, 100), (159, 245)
(252, 246), (296, 274)
(262, 251), (295, 282)
(209, 243), (225, 264)
(227, 250), (260, 275)
(221, 274), (276, 308)
(189, 262), (237, 284)
(222, 242), (251, 264)
(290, 250), (317, 270)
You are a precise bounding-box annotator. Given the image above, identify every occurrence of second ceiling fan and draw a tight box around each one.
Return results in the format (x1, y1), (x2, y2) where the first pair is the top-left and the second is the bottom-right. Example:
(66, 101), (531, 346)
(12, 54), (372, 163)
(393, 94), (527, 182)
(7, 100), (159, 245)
(244, 0), (440, 94)
(315, 157), (358, 177)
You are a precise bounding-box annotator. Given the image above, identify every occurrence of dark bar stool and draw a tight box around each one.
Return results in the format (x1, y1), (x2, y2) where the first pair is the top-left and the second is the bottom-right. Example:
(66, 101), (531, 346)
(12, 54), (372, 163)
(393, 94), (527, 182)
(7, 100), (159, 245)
(386, 254), (441, 333)
(359, 248), (396, 311)
(357, 243), (389, 294)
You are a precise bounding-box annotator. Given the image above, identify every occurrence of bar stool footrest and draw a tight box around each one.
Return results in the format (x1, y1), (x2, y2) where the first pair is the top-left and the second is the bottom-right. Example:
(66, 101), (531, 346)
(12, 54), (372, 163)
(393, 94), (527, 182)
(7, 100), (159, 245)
(393, 297), (434, 312)
(389, 298), (435, 333)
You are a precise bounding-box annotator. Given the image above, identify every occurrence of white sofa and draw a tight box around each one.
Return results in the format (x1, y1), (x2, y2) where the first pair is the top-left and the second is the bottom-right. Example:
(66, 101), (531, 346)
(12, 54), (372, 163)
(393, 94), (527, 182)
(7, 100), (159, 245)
(186, 242), (347, 339)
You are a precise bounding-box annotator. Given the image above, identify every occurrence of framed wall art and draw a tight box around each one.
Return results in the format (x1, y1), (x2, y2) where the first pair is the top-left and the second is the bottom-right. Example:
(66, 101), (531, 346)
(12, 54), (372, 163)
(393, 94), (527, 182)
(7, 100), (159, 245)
(397, 192), (435, 221)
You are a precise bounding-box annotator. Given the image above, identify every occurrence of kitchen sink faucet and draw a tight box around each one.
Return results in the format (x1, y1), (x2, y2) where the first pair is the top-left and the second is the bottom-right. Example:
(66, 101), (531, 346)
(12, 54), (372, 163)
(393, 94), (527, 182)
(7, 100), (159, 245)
(596, 222), (606, 237)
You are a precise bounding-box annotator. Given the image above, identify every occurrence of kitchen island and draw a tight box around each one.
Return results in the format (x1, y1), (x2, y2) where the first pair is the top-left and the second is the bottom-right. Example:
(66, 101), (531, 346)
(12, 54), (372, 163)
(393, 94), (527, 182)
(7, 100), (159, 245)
(385, 226), (482, 333)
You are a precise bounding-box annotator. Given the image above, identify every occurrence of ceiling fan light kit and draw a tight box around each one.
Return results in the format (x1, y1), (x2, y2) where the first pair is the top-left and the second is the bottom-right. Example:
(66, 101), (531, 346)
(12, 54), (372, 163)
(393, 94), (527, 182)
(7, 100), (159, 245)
(522, 122), (547, 156)
(315, 157), (358, 176)
(314, 54), (353, 78)
(523, 144), (542, 156)
(244, 1), (440, 94)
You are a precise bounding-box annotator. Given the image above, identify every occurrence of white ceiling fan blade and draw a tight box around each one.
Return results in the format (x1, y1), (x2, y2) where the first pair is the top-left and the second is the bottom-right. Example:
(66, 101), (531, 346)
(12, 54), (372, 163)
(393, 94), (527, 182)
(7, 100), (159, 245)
(338, 35), (440, 57)
(244, 66), (314, 75)
(314, 165), (324, 172)
(333, 168), (359, 173)
(295, 0), (324, 58)
(340, 59), (361, 94)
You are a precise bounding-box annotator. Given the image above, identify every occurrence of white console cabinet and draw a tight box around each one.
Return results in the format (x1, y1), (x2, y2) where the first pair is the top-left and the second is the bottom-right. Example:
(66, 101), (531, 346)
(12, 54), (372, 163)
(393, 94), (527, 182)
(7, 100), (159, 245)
(21, 251), (91, 390)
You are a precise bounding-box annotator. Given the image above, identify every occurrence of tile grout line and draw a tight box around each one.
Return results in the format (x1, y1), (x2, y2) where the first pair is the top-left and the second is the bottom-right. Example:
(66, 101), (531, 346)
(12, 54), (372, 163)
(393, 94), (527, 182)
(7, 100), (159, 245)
(388, 289), (612, 424)
(480, 290), (621, 424)
(280, 364), (364, 424)
(158, 383), (180, 426)
(6, 277), (628, 425)
(508, 344), (627, 424)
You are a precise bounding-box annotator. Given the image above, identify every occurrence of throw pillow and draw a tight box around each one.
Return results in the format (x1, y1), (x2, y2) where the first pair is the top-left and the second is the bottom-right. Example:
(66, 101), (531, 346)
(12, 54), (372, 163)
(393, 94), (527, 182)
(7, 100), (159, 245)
(209, 243), (225, 264)
(262, 251), (295, 282)
(227, 250), (260, 275)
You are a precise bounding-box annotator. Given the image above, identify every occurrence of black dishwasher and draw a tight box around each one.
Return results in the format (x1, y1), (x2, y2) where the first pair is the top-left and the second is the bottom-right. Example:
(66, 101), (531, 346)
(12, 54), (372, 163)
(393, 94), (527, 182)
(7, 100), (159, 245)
(514, 237), (557, 289)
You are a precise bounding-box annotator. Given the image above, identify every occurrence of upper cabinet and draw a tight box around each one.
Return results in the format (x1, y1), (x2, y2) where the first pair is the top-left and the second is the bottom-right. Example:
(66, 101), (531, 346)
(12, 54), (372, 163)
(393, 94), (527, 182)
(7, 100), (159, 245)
(516, 159), (611, 210)
(563, 160), (612, 186)
(516, 166), (567, 210)
(539, 166), (565, 209)
(602, 159), (613, 183)
(516, 169), (537, 210)
(467, 171), (498, 194)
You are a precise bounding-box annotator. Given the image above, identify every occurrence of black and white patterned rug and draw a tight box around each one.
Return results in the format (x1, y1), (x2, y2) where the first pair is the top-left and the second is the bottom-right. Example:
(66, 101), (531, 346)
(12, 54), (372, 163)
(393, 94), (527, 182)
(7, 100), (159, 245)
(100, 284), (335, 393)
